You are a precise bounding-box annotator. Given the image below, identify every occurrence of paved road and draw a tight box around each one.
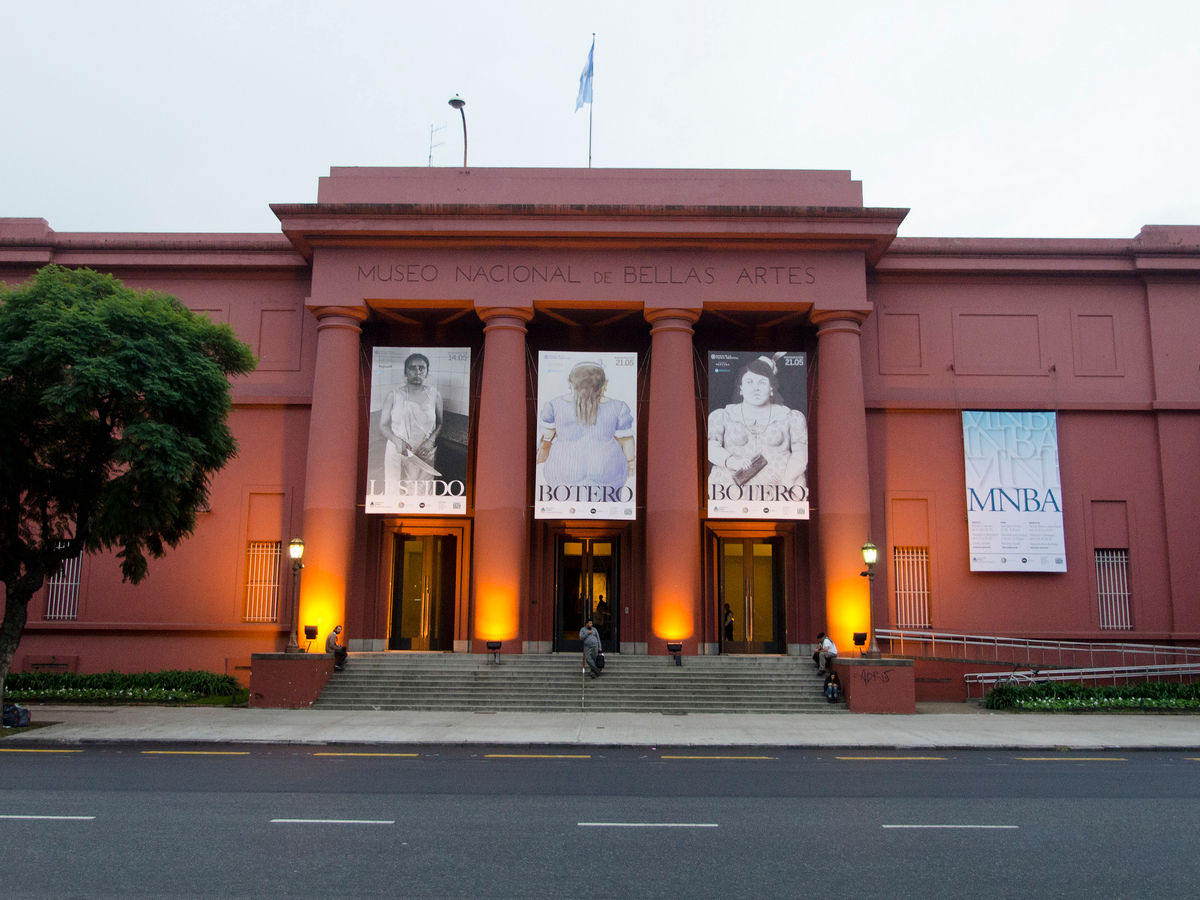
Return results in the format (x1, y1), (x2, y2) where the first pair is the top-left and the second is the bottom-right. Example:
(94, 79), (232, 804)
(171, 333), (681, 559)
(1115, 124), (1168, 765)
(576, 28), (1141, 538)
(4, 744), (1199, 897)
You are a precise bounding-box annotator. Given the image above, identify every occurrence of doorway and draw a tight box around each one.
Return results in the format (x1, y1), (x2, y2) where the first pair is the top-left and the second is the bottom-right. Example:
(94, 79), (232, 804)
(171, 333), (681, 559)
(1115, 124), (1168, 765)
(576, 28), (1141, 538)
(719, 537), (785, 654)
(389, 532), (457, 650)
(555, 535), (619, 652)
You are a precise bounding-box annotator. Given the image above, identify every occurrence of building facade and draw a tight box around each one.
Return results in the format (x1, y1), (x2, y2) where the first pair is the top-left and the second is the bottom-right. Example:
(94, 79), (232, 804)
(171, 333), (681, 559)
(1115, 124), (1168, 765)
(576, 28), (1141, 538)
(3, 168), (1199, 692)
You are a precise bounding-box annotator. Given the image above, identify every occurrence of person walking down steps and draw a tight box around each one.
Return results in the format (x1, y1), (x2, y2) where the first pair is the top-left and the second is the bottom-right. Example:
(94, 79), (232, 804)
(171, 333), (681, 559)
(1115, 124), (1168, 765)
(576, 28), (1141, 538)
(580, 618), (603, 678)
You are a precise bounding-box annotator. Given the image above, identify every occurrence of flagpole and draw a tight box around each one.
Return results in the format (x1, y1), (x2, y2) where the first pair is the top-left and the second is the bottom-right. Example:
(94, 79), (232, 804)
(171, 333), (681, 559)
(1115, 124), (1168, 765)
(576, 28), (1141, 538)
(589, 34), (594, 168)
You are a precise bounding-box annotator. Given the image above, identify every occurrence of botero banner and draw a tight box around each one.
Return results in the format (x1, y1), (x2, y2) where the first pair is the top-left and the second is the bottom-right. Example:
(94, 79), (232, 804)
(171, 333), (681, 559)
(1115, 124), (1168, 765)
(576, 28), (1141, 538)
(535, 351), (638, 520)
(963, 410), (1066, 572)
(365, 347), (471, 515)
(707, 351), (809, 519)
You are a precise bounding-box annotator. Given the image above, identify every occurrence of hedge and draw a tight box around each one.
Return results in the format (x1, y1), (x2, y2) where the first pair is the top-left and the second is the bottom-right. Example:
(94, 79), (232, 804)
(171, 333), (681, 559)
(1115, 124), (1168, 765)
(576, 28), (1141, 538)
(986, 680), (1200, 711)
(5, 669), (241, 703)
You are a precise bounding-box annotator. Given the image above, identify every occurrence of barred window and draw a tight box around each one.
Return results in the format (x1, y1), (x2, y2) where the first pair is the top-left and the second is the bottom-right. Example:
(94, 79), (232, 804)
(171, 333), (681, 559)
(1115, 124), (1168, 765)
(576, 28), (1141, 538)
(893, 545), (931, 628)
(44, 552), (82, 621)
(1095, 548), (1132, 630)
(244, 540), (282, 623)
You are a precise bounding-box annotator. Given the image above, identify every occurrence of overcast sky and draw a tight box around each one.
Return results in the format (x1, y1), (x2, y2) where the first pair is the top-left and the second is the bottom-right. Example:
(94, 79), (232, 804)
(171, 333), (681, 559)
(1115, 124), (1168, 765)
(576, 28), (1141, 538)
(5, 0), (1197, 238)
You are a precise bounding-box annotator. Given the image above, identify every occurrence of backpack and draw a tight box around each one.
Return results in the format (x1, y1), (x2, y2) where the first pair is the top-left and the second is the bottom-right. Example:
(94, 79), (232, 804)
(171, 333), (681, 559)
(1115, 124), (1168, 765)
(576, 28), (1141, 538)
(3, 703), (31, 727)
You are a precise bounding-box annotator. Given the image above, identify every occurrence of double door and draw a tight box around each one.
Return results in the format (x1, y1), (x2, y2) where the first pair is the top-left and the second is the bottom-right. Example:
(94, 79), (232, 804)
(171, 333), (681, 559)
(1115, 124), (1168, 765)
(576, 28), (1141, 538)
(555, 535), (619, 652)
(719, 537), (785, 654)
(389, 532), (457, 651)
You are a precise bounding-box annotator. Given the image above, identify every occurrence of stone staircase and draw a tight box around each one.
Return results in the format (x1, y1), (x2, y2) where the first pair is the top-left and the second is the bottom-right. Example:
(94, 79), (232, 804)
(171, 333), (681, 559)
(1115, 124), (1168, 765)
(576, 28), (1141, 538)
(314, 652), (846, 713)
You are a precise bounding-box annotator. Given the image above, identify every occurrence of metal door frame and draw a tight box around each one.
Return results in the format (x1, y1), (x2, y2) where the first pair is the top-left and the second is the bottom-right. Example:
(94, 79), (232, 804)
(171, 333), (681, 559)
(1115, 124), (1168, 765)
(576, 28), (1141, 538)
(553, 531), (621, 653)
(380, 520), (470, 652)
(705, 522), (793, 655)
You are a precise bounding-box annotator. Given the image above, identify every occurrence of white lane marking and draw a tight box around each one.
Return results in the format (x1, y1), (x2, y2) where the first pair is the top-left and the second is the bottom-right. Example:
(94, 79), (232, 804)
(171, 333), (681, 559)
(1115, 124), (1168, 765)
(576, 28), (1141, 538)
(0, 815), (95, 821)
(579, 822), (718, 828)
(270, 818), (395, 825)
(882, 824), (1019, 829)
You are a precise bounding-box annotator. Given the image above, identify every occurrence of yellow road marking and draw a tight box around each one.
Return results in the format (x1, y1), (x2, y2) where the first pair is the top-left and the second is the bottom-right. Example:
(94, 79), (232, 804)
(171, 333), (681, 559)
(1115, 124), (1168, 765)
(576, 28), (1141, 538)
(1016, 757), (1127, 762)
(661, 755), (776, 760)
(0, 748), (83, 753)
(141, 750), (250, 756)
(313, 752), (419, 757)
(837, 756), (946, 761)
(485, 754), (591, 759)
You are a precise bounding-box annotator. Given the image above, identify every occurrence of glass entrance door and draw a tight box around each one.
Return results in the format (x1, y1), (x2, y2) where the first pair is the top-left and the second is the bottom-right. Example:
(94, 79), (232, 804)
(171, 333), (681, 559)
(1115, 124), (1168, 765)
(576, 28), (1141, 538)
(390, 533), (457, 651)
(555, 536), (619, 652)
(719, 538), (784, 654)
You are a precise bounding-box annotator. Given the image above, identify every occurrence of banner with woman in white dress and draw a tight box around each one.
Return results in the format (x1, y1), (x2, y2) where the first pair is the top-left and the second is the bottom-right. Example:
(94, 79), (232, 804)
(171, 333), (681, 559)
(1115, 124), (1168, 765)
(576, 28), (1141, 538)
(365, 346), (471, 515)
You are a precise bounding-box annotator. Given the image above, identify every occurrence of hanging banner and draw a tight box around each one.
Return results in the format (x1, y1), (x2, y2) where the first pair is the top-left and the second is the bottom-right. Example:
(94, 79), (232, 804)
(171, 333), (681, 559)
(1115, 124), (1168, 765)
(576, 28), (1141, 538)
(365, 347), (471, 515)
(707, 351), (809, 519)
(963, 410), (1067, 572)
(535, 350), (638, 520)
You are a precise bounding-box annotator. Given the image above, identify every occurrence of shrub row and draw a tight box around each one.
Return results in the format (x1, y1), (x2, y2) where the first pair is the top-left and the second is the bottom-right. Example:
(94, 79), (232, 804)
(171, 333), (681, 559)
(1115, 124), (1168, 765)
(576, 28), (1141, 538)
(5, 669), (240, 702)
(986, 680), (1200, 711)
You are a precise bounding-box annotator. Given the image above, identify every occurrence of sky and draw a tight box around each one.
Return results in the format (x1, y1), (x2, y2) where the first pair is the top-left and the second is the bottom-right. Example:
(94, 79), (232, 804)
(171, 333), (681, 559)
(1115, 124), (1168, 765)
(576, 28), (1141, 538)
(4, 0), (1198, 239)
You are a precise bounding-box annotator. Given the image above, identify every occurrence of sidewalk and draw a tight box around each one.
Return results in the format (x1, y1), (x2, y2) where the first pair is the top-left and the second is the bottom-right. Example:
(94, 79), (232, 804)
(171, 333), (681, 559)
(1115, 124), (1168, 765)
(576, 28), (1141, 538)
(6, 703), (1200, 749)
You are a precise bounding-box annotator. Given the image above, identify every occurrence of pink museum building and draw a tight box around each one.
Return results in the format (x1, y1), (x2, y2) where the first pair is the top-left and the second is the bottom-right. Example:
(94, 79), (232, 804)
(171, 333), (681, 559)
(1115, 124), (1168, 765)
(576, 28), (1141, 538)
(3, 167), (1199, 700)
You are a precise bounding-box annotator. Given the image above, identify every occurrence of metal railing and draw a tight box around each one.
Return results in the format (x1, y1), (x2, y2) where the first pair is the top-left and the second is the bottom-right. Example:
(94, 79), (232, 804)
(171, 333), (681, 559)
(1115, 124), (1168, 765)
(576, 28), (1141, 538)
(963, 663), (1200, 700)
(877, 628), (1200, 669)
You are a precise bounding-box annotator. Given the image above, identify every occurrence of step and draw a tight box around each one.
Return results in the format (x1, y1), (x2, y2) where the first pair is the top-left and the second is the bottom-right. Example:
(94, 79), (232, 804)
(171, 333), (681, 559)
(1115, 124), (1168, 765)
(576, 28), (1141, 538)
(313, 652), (844, 714)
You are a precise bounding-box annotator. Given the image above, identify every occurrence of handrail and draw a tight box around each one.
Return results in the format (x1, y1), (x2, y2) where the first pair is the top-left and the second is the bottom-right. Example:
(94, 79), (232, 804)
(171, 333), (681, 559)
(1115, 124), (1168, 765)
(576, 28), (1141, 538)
(962, 662), (1200, 699)
(877, 628), (1200, 669)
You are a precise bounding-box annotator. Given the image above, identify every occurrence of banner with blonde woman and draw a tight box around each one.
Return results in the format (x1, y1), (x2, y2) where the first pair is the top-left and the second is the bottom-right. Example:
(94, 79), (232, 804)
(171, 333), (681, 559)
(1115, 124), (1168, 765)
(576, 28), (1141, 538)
(535, 351), (638, 520)
(707, 351), (809, 519)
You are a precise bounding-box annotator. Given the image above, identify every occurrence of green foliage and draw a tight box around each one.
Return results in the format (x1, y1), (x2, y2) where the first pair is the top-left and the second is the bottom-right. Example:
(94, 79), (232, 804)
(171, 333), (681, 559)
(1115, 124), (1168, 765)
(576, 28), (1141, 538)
(0, 265), (256, 706)
(5, 669), (242, 703)
(985, 680), (1200, 711)
(0, 265), (257, 588)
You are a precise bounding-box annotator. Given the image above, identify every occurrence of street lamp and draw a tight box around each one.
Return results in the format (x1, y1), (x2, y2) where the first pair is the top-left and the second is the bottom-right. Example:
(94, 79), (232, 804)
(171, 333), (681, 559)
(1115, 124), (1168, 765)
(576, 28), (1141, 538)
(860, 541), (881, 658)
(448, 95), (467, 168)
(285, 537), (305, 653)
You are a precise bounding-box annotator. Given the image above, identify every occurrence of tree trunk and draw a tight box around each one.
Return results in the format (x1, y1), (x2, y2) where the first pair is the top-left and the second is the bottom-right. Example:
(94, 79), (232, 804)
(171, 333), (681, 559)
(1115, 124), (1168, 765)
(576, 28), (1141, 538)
(0, 583), (34, 711)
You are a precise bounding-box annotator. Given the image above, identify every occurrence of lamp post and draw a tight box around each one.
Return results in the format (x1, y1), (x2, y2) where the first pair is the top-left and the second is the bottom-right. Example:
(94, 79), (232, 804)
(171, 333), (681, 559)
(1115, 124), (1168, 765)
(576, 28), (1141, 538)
(285, 537), (305, 653)
(860, 541), (881, 658)
(448, 95), (467, 168)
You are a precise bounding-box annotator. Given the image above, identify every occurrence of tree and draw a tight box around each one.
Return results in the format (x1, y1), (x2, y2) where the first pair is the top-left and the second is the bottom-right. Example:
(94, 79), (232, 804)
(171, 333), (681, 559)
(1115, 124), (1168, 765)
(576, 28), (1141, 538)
(0, 266), (256, 707)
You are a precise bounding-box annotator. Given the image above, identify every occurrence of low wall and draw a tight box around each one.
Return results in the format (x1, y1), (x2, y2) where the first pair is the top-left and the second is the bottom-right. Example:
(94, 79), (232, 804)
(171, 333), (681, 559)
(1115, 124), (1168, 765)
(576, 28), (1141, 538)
(913, 659), (1037, 702)
(250, 653), (334, 708)
(836, 657), (916, 714)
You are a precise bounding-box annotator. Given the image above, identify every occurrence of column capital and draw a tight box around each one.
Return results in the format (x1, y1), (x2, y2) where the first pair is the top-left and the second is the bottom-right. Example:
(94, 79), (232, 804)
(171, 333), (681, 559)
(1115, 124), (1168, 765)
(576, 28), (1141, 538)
(476, 306), (534, 326)
(644, 307), (700, 331)
(305, 304), (369, 325)
(810, 308), (869, 337)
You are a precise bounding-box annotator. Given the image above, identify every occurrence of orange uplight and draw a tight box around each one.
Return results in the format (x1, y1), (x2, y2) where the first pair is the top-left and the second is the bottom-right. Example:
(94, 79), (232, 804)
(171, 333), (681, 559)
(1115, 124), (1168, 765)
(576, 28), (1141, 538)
(299, 570), (346, 648)
(651, 595), (694, 642)
(825, 577), (871, 654)
(474, 586), (519, 641)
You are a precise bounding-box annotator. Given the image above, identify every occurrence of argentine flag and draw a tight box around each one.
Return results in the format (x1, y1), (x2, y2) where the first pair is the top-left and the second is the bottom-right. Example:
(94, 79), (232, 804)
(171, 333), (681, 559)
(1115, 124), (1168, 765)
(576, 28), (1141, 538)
(575, 39), (594, 111)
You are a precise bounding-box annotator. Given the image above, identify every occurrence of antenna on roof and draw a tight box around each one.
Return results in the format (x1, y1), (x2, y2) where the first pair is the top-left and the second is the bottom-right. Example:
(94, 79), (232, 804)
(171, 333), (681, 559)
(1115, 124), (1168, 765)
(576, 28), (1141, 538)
(427, 124), (445, 167)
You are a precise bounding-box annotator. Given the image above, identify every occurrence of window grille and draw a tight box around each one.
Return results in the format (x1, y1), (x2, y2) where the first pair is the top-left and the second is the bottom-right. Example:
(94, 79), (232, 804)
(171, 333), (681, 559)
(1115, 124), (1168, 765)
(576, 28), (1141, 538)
(892, 545), (931, 628)
(1095, 548), (1132, 630)
(44, 552), (82, 621)
(244, 540), (282, 623)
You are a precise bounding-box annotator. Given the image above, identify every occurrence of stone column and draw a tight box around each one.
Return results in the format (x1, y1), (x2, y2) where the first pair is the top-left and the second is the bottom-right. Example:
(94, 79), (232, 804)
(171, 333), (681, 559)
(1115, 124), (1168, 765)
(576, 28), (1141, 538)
(298, 305), (367, 645)
(812, 310), (872, 655)
(472, 307), (533, 648)
(644, 308), (701, 652)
